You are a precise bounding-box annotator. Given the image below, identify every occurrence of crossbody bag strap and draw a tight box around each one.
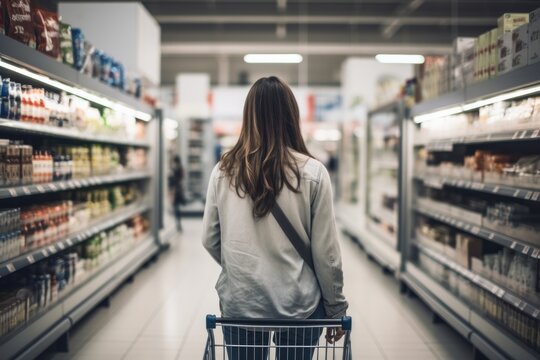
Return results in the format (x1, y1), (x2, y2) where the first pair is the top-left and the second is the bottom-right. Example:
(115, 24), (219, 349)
(270, 202), (315, 272)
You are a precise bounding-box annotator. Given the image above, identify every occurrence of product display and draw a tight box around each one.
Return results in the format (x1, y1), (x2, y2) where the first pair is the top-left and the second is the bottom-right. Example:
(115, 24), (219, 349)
(33, 7), (60, 59)
(0, 214), (149, 338)
(4, 0), (35, 49)
(0, 75), (144, 141)
(416, 9), (538, 102)
(0, 183), (142, 264)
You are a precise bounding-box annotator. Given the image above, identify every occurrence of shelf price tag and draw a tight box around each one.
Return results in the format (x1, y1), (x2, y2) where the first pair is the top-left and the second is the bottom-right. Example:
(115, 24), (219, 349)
(57, 242), (65, 250)
(22, 187), (31, 195)
(49, 184), (57, 191)
(8, 188), (17, 197)
(42, 249), (48, 257)
(533, 309), (540, 318)
(510, 241), (518, 249)
(6, 263), (15, 273)
(36, 185), (45, 193)
(532, 249), (540, 258)
(522, 246), (530, 255)
(66, 239), (73, 246)
(532, 192), (540, 201)
(59, 182), (67, 190)
(27, 254), (35, 264)
(532, 129), (540, 138)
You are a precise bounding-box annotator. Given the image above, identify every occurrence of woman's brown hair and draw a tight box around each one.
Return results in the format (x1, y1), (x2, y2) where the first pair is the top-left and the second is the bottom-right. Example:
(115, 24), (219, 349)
(219, 76), (312, 218)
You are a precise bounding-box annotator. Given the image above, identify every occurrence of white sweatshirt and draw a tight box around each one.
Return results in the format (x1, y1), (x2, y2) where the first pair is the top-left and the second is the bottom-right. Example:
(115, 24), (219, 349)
(202, 152), (348, 319)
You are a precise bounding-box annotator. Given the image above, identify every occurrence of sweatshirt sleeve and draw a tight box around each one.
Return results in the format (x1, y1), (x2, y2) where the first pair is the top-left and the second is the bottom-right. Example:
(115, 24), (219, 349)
(311, 163), (349, 318)
(202, 166), (221, 264)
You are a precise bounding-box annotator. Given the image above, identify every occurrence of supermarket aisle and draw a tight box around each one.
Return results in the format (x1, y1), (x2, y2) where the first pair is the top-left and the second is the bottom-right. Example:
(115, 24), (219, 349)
(48, 218), (473, 360)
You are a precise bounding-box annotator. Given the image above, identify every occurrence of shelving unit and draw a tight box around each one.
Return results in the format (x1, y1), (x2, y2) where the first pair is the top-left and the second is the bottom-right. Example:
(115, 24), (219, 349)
(402, 61), (540, 359)
(0, 34), (162, 360)
(338, 101), (404, 273)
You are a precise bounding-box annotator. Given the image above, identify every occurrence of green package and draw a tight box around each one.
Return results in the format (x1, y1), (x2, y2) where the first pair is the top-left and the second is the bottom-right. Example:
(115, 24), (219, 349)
(59, 22), (74, 66)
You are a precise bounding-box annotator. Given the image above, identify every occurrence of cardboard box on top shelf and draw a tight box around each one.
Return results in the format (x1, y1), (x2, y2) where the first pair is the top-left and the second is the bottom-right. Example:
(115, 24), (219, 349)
(512, 24), (529, 69)
(529, 7), (540, 65)
(497, 13), (529, 74)
(498, 13), (530, 33)
(473, 37), (480, 81)
(451, 37), (475, 90)
(498, 32), (514, 74)
(463, 42), (476, 85)
(489, 29), (499, 77)
(481, 31), (492, 79)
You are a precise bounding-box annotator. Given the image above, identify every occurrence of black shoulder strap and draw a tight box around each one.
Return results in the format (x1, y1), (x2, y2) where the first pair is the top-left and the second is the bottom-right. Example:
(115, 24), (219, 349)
(271, 202), (315, 271)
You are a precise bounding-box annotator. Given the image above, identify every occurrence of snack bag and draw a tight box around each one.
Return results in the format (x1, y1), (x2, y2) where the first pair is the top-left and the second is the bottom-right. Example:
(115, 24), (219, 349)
(59, 22), (74, 65)
(5, 0), (36, 48)
(33, 8), (60, 59)
(71, 27), (85, 71)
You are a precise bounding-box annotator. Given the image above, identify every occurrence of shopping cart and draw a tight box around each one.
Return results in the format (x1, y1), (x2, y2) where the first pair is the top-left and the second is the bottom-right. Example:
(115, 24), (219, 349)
(203, 315), (352, 359)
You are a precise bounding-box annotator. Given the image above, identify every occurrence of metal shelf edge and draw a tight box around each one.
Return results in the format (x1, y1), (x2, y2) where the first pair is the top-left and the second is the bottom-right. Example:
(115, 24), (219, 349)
(0, 119), (151, 147)
(0, 172), (151, 200)
(416, 175), (540, 202)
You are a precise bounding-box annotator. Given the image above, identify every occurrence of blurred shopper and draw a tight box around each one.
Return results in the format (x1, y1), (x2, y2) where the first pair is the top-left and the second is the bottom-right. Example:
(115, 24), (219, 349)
(202, 76), (348, 359)
(170, 155), (185, 231)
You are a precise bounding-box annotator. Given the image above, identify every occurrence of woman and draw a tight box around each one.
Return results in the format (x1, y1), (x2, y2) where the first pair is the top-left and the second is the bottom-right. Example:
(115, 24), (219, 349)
(202, 76), (348, 359)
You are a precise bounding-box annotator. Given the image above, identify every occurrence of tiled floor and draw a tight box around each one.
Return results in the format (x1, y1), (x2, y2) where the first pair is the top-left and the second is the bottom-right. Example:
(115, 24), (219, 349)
(46, 218), (473, 360)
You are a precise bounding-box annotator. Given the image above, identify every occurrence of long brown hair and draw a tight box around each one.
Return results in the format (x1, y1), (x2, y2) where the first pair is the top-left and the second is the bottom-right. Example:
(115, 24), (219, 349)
(220, 76), (312, 218)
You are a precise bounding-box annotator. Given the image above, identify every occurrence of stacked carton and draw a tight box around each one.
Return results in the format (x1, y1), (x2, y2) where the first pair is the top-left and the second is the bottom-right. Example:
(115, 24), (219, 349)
(451, 37), (475, 89)
(529, 8), (540, 65)
(497, 13), (529, 74)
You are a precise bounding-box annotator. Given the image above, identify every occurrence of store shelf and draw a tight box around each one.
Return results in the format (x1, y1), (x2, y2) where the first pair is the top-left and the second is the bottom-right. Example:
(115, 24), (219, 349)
(0, 203), (150, 278)
(414, 242), (540, 320)
(411, 61), (540, 117)
(0, 171), (151, 200)
(415, 127), (540, 148)
(0, 235), (159, 360)
(415, 205), (540, 259)
(410, 90), (465, 118)
(0, 119), (150, 147)
(416, 175), (540, 202)
(0, 34), (153, 115)
(402, 263), (538, 360)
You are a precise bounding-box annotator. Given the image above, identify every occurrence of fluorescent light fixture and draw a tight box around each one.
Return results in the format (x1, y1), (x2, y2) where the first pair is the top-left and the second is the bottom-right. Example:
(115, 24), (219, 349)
(375, 54), (425, 64)
(0, 59), (152, 121)
(414, 83), (540, 124)
(413, 106), (463, 124)
(244, 54), (303, 64)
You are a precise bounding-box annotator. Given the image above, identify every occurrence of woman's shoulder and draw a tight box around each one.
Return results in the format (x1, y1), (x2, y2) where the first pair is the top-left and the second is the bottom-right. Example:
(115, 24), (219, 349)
(291, 152), (326, 183)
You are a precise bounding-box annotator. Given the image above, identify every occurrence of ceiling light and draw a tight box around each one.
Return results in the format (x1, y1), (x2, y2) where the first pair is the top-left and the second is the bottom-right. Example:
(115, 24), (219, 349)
(244, 54), (303, 64)
(0, 58), (152, 121)
(375, 54), (425, 64)
(414, 83), (540, 124)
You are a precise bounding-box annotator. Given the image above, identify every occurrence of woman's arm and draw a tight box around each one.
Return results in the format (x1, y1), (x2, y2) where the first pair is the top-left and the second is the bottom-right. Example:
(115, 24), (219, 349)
(202, 166), (221, 264)
(311, 163), (349, 319)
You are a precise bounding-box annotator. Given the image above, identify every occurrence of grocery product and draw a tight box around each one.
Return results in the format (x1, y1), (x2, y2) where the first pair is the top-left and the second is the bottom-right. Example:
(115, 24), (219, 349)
(33, 8), (60, 59)
(529, 7), (540, 65)
(498, 13), (530, 33)
(59, 22), (74, 66)
(512, 24), (529, 69)
(71, 28), (85, 71)
(5, 0), (36, 48)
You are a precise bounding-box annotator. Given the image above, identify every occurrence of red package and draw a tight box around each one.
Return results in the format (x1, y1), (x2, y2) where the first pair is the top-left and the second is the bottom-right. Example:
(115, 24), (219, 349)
(33, 7), (60, 59)
(6, 0), (36, 48)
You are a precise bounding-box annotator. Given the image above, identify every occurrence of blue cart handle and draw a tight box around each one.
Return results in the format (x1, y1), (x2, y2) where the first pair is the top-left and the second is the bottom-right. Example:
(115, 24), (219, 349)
(206, 314), (352, 330)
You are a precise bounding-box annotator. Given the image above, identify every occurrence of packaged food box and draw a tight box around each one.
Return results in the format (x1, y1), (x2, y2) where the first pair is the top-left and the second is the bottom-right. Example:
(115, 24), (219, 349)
(456, 234), (483, 269)
(498, 13), (529, 34)
(33, 8), (60, 59)
(498, 32), (513, 74)
(59, 22), (74, 66)
(480, 31), (491, 79)
(512, 24), (529, 69)
(529, 7), (540, 65)
(489, 28), (499, 77)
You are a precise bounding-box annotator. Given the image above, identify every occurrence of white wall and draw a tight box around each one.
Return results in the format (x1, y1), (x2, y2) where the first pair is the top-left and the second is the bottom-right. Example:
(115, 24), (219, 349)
(59, 2), (161, 86)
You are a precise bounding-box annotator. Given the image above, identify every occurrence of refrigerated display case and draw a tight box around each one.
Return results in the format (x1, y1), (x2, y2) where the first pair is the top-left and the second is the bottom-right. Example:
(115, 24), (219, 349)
(0, 35), (160, 359)
(338, 101), (405, 273)
(401, 61), (540, 360)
